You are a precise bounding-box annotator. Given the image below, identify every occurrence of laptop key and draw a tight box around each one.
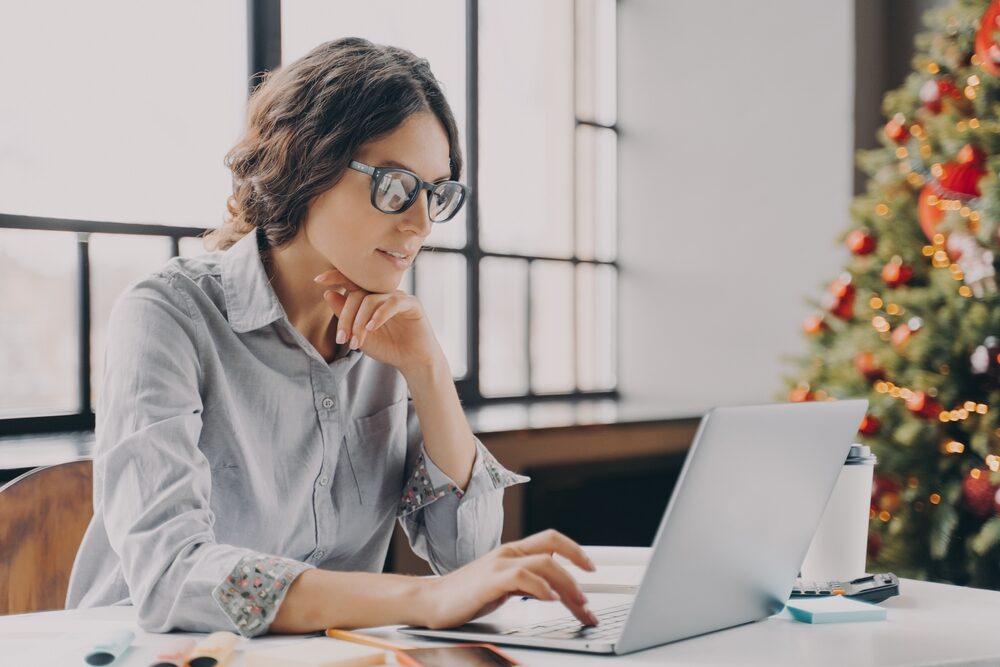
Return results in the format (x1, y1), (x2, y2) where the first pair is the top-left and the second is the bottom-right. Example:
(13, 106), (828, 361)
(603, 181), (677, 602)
(538, 631), (583, 639)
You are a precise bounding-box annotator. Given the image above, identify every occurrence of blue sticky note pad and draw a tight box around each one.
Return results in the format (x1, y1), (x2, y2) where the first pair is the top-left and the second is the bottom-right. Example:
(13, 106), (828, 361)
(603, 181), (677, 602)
(786, 596), (887, 624)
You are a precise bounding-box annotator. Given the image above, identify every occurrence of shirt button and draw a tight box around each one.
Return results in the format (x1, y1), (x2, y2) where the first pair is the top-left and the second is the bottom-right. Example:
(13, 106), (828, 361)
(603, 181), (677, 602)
(318, 476), (329, 486)
(321, 396), (335, 409)
(314, 549), (325, 560)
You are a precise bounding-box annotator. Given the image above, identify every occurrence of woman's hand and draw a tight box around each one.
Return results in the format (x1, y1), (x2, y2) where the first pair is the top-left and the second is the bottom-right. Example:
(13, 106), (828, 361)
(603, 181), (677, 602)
(314, 269), (441, 374)
(418, 529), (600, 630)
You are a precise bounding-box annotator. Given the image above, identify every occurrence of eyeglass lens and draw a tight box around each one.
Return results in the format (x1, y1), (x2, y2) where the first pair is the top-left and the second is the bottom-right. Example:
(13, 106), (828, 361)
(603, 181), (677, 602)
(374, 170), (463, 222)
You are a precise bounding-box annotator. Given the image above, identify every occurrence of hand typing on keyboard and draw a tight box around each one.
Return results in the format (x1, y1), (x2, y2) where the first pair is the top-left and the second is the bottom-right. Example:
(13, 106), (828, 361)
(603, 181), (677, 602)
(417, 529), (600, 630)
(502, 602), (631, 641)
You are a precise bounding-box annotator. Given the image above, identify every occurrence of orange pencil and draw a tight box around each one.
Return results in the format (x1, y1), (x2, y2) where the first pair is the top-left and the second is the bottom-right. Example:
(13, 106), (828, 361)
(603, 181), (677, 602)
(325, 628), (413, 651)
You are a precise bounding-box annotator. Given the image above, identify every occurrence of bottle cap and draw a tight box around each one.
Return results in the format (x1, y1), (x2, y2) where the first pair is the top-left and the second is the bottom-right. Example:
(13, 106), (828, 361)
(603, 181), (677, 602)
(845, 444), (877, 465)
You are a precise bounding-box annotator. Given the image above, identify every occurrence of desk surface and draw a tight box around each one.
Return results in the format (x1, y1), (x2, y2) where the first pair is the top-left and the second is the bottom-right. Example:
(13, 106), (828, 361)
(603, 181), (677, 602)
(2, 578), (999, 666)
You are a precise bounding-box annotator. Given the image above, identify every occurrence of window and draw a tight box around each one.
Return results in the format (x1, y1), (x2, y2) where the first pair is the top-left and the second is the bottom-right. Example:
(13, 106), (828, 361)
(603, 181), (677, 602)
(0, 0), (617, 435)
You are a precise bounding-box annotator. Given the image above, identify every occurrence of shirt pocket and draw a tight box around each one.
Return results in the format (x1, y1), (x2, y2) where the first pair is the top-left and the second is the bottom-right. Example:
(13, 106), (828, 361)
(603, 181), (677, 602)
(345, 397), (408, 506)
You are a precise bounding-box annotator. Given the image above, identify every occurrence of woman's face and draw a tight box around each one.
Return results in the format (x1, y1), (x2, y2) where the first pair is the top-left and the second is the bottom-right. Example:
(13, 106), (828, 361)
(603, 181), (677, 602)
(301, 111), (452, 293)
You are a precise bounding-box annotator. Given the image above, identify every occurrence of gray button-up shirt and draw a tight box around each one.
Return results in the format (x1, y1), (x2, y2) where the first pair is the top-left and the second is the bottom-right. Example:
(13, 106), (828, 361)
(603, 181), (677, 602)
(66, 228), (528, 636)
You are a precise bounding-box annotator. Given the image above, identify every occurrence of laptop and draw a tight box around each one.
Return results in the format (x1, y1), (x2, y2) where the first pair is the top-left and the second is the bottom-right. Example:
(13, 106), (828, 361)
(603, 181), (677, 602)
(400, 399), (869, 655)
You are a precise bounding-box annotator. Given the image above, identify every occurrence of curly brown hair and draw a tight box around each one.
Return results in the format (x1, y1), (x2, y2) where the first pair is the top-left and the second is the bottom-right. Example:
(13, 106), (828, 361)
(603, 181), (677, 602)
(208, 37), (463, 251)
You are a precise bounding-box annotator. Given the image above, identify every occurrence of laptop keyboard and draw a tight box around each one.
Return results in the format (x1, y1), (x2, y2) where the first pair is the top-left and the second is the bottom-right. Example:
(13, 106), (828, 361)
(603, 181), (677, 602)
(499, 602), (631, 641)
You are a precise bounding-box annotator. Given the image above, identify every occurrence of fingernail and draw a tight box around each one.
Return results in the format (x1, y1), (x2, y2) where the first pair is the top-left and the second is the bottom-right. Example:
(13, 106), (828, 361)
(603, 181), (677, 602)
(350, 335), (359, 350)
(587, 610), (599, 626)
(336, 330), (347, 344)
(313, 272), (327, 282)
(365, 321), (375, 331)
(585, 557), (597, 571)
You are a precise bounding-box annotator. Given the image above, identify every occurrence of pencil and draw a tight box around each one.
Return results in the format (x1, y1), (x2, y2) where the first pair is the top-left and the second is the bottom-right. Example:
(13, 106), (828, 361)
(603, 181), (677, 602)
(325, 628), (412, 651)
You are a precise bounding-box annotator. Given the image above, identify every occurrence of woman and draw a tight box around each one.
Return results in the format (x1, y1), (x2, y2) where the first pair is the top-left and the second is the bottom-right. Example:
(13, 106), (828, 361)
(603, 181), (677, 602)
(66, 37), (599, 637)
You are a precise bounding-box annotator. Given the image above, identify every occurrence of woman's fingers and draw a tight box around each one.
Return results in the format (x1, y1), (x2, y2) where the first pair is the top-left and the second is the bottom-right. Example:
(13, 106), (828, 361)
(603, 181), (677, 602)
(337, 291), (366, 348)
(519, 554), (596, 626)
(511, 529), (596, 573)
(505, 568), (559, 603)
(313, 268), (359, 292)
(352, 294), (392, 348)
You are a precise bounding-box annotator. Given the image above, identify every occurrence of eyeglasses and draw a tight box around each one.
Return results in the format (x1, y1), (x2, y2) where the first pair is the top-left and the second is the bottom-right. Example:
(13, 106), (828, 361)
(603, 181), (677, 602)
(349, 160), (468, 223)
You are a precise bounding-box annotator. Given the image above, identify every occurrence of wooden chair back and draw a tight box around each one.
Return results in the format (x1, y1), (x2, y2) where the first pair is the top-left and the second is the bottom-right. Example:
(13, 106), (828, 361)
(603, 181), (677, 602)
(0, 459), (93, 615)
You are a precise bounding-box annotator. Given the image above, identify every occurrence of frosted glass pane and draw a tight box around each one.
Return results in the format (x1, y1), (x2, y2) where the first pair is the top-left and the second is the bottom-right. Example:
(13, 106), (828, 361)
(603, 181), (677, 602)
(577, 262), (616, 390)
(415, 252), (467, 378)
(399, 267), (415, 295)
(531, 261), (575, 394)
(479, 0), (574, 257)
(480, 257), (528, 396)
(282, 0), (467, 249)
(89, 235), (172, 410)
(0, 1), (246, 226)
(0, 229), (79, 416)
(575, 0), (617, 126)
(576, 125), (617, 261)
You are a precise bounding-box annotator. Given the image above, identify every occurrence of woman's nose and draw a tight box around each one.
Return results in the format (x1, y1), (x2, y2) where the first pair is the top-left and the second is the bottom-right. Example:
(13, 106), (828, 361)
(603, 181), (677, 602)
(400, 193), (433, 236)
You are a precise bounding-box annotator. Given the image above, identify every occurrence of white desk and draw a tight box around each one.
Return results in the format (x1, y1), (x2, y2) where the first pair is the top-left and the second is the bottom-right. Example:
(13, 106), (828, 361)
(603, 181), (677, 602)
(2, 579), (999, 666)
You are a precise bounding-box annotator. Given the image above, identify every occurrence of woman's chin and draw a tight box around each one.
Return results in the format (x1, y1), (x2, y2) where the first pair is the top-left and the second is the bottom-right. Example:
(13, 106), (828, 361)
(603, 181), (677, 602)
(352, 270), (404, 295)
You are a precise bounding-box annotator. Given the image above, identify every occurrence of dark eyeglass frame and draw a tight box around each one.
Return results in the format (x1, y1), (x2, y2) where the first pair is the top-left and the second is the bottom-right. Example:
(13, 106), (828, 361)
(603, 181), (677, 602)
(348, 160), (469, 223)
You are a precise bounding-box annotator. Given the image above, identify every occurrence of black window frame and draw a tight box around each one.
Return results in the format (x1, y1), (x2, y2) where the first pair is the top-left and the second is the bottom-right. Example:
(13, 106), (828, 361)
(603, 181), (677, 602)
(0, 0), (618, 437)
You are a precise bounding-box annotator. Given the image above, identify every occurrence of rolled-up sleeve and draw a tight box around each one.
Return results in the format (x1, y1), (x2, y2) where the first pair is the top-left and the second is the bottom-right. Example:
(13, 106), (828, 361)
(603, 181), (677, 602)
(397, 400), (530, 574)
(95, 275), (310, 636)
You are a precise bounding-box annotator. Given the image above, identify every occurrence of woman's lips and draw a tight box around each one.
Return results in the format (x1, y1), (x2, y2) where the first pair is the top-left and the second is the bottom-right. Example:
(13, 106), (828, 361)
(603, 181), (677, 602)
(376, 248), (412, 269)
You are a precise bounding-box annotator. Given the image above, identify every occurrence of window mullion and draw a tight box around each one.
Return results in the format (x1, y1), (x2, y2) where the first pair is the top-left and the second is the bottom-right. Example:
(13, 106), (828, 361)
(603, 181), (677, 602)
(466, 0), (482, 402)
(76, 232), (92, 415)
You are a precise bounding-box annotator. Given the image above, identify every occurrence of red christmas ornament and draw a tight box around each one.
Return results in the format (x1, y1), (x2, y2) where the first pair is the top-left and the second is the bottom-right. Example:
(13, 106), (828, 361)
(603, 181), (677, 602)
(871, 474), (901, 512)
(867, 531), (882, 559)
(803, 314), (828, 335)
(858, 415), (882, 435)
(884, 114), (909, 144)
(829, 297), (854, 320)
(918, 186), (945, 240)
(871, 473), (899, 498)
(829, 279), (855, 301)
(962, 470), (999, 517)
(891, 324), (914, 347)
(859, 414), (881, 436)
(882, 259), (913, 287)
(855, 351), (885, 380)
(940, 159), (987, 196)
(891, 317), (922, 348)
(975, 0), (1000, 77)
(879, 490), (901, 512)
(957, 143), (987, 166)
(846, 229), (877, 256)
(919, 77), (961, 114)
(906, 391), (942, 419)
(789, 384), (815, 402)
(917, 150), (987, 242)
(822, 275), (856, 320)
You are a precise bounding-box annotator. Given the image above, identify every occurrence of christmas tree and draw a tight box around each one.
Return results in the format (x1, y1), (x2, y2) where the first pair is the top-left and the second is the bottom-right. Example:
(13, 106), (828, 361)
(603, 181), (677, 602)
(786, 0), (1000, 589)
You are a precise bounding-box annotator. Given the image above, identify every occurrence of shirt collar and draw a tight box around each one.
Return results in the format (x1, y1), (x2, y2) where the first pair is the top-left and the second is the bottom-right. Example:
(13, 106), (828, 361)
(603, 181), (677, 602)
(221, 227), (286, 333)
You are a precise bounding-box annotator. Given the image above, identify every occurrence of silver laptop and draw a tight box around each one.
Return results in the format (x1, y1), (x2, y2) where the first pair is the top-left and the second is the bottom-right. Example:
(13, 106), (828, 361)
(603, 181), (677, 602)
(400, 399), (869, 655)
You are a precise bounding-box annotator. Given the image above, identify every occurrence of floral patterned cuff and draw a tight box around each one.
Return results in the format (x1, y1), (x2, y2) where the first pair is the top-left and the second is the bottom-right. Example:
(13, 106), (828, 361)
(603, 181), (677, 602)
(397, 440), (530, 518)
(212, 554), (312, 638)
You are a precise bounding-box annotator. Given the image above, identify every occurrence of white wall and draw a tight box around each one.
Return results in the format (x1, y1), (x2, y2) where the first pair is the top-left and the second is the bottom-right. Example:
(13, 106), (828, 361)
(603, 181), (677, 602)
(618, 0), (854, 413)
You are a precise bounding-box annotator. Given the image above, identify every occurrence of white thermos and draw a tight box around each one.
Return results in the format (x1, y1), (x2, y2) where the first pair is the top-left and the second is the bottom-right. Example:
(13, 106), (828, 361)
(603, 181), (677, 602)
(800, 444), (877, 582)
